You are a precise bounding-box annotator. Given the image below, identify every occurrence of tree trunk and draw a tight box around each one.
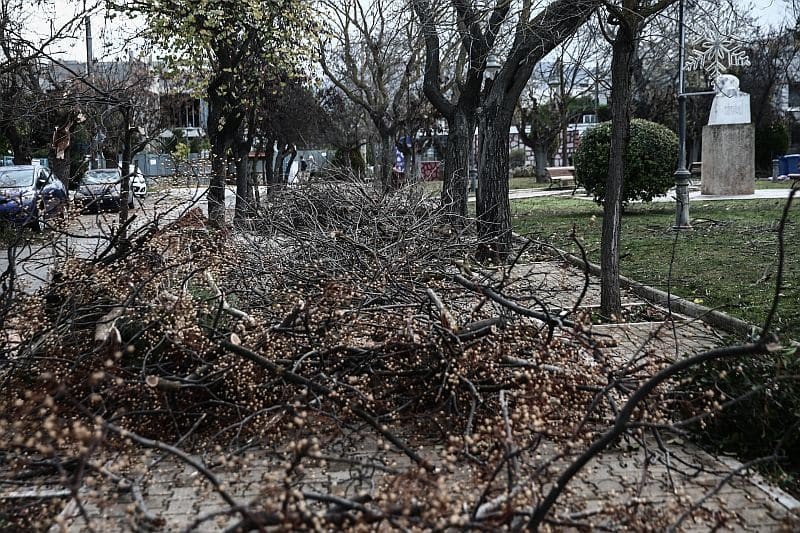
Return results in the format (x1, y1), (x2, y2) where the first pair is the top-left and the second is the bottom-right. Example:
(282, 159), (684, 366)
(208, 138), (227, 228)
(379, 130), (395, 192)
(272, 144), (285, 187)
(250, 158), (261, 211)
(47, 115), (73, 191)
(102, 146), (117, 169)
(263, 138), (276, 186)
(284, 148), (297, 183)
(475, 106), (513, 262)
(601, 26), (636, 319)
(534, 140), (550, 183)
(118, 106), (132, 238)
(407, 143), (417, 182)
(233, 137), (253, 225)
(441, 111), (474, 219)
(207, 94), (229, 229)
(49, 155), (70, 194)
(689, 137), (700, 166)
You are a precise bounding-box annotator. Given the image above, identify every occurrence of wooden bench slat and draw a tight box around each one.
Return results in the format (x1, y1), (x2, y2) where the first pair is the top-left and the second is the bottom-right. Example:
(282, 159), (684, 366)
(546, 166), (576, 189)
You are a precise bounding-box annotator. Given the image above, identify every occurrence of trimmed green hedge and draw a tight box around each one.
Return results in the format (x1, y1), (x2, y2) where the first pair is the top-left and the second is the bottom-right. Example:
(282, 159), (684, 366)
(574, 119), (678, 204)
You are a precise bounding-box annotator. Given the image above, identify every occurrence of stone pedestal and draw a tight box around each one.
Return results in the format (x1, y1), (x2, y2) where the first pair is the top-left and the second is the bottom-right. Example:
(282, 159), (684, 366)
(701, 123), (755, 195)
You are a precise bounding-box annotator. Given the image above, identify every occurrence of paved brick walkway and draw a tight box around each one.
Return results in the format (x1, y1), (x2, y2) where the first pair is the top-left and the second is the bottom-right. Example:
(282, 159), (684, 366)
(46, 260), (800, 531)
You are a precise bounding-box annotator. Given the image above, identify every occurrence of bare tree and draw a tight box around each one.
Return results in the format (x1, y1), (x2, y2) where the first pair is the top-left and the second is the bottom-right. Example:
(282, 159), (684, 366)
(414, 0), (600, 259)
(0, 0), (90, 166)
(517, 26), (609, 183)
(116, 0), (314, 228)
(598, 0), (676, 318)
(319, 0), (424, 191)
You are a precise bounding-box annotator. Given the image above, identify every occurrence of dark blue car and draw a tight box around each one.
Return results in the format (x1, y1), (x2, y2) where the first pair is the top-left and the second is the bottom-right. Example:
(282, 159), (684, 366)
(0, 165), (68, 231)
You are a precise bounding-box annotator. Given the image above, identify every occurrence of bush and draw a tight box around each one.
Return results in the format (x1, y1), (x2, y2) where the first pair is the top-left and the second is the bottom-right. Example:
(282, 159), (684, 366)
(755, 121), (789, 172)
(510, 166), (535, 178)
(509, 148), (527, 169)
(172, 142), (190, 163)
(574, 118), (678, 204)
(331, 147), (365, 175)
(189, 136), (210, 154)
(676, 347), (800, 493)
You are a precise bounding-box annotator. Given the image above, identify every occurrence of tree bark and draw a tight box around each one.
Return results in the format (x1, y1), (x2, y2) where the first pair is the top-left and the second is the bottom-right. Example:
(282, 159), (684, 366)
(379, 130), (395, 192)
(118, 106), (132, 238)
(233, 136), (253, 225)
(272, 143), (285, 187)
(441, 110), (474, 220)
(48, 155), (70, 193)
(517, 107), (557, 184)
(284, 146), (297, 183)
(560, 117), (569, 166)
(414, 0), (601, 249)
(206, 91), (229, 229)
(534, 140), (550, 183)
(263, 139), (276, 186)
(475, 105), (513, 261)
(208, 137), (227, 227)
(600, 24), (636, 319)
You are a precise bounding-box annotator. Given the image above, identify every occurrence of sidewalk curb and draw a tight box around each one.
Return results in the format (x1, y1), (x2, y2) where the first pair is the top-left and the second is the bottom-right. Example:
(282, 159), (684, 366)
(558, 250), (756, 337)
(514, 233), (758, 338)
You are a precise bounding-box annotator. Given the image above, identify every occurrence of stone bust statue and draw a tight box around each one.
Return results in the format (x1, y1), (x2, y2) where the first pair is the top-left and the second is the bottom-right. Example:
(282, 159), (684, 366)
(707, 74), (751, 126)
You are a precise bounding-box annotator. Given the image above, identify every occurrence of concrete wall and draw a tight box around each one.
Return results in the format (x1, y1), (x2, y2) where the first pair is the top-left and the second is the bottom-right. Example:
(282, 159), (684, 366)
(701, 123), (755, 195)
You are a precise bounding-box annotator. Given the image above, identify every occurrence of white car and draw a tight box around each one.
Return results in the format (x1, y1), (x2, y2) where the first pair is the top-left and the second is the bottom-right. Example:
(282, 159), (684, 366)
(125, 165), (148, 198)
(74, 167), (147, 211)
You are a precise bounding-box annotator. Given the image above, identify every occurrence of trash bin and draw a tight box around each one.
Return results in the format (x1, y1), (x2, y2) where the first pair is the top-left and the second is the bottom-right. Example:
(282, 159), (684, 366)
(778, 154), (800, 179)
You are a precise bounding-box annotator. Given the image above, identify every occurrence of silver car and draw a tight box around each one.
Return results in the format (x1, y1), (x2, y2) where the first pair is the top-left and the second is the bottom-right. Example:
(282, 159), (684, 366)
(74, 168), (146, 211)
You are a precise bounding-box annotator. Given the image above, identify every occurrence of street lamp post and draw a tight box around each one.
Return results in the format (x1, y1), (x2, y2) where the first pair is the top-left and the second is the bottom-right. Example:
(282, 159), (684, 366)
(485, 54), (502, 79)
(471, 54), (502, 192)
(673, 0), (692, 229)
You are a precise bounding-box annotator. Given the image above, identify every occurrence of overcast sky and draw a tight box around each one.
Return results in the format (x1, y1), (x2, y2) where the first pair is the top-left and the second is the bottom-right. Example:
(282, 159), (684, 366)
(751, 0), (793, 26)
(39, 0), (794, 63)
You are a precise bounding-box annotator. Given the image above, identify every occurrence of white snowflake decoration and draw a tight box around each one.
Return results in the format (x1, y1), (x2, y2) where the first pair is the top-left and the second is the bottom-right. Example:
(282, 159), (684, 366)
(685, 30), (750, 82)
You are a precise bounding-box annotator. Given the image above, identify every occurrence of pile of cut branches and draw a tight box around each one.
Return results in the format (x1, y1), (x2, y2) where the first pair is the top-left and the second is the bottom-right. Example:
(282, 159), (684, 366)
(0, 182), (791, 530)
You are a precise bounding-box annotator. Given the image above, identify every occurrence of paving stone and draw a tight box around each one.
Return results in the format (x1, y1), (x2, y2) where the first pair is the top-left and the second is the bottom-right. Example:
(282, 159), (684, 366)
(164, 497), (197, 516)
(59, 261), (800, 531)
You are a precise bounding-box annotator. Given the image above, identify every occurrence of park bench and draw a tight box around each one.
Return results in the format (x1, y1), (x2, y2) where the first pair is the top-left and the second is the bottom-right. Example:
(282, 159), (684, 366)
(546, 166), (576, 190)
(690, 162), (702, 181)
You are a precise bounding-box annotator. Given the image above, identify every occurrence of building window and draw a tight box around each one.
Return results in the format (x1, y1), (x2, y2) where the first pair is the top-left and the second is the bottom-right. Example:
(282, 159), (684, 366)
(789, 81), (800, 109)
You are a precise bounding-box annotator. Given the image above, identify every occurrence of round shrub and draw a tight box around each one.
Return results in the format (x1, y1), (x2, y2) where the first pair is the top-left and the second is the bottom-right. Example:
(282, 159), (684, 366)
(574, 118), (678, 204)
(509, 148), (526, 169)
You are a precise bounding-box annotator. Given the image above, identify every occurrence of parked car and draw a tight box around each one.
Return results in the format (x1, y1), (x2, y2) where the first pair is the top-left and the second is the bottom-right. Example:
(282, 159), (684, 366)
(74, 167), (146, 211)
(0, 165), (68, 231)
(125, 165), (148, 198)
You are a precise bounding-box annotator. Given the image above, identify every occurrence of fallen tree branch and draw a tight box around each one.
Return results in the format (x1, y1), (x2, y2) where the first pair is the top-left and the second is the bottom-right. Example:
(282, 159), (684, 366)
(219, 338), (435, 472)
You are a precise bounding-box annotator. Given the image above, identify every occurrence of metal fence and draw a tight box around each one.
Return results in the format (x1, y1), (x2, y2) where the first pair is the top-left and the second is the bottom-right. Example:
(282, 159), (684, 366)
(133, 153), (211, 178)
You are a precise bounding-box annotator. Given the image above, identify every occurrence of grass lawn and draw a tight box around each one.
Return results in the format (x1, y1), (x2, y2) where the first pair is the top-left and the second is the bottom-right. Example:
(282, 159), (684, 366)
(756, 178), (800, 189)
(512, 195), (800, 341)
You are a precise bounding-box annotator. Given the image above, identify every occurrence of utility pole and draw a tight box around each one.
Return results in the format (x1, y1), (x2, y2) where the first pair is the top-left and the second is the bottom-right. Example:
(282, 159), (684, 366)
(673, 0), (691, 229)
(85, 4), (95, 168)
(85, 5), (93, 75)
(594, 61), (600, 118)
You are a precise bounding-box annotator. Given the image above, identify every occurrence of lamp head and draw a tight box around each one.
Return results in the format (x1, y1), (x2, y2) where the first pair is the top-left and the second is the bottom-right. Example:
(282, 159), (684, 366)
(485, 54), (501, 79)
